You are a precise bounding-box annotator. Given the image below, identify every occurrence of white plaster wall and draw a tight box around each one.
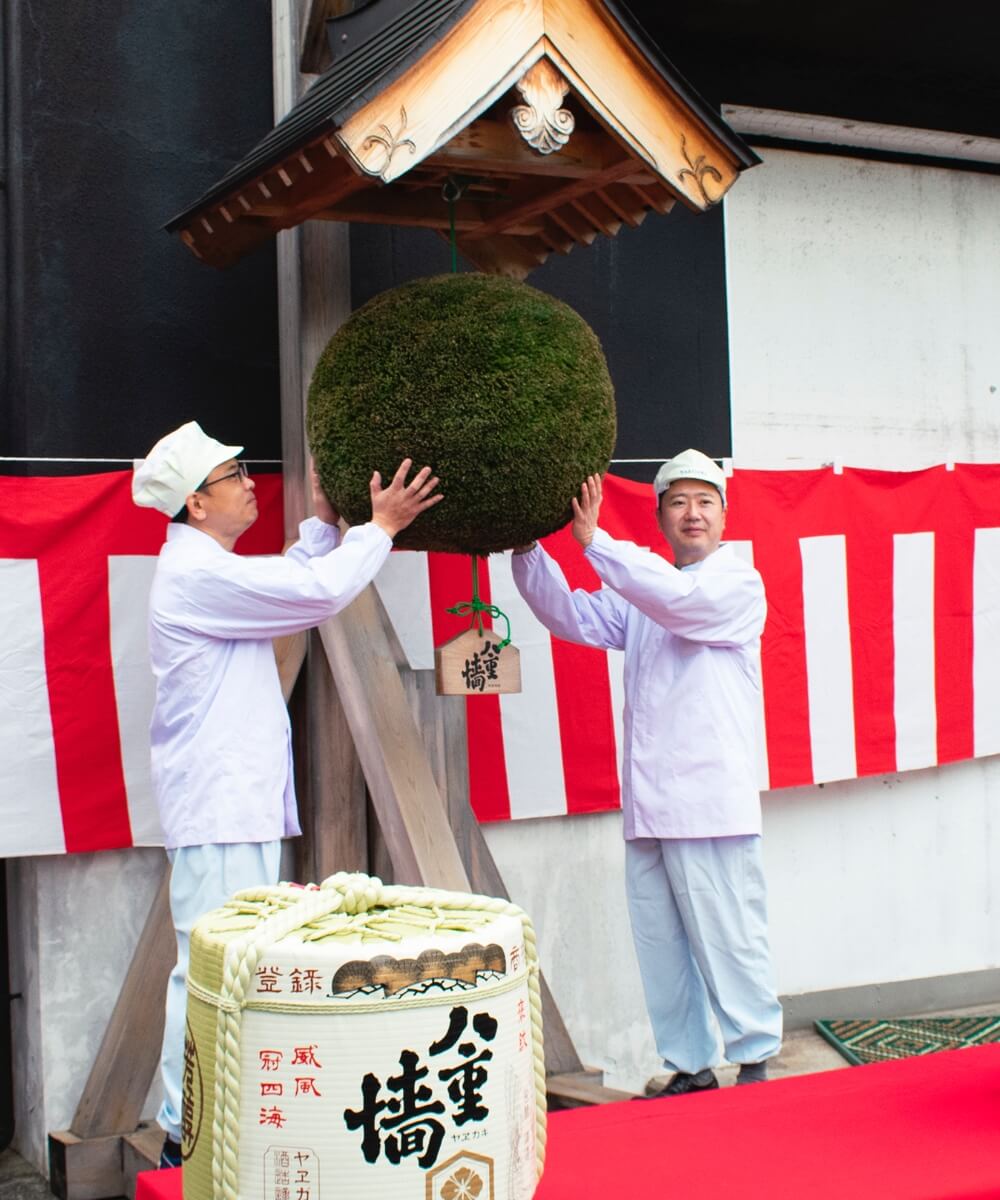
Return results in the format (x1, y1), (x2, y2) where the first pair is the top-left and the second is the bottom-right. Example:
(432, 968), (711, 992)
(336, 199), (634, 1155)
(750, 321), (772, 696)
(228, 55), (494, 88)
(8, 848), (164, 1170)
(724, 150), (1000, 469)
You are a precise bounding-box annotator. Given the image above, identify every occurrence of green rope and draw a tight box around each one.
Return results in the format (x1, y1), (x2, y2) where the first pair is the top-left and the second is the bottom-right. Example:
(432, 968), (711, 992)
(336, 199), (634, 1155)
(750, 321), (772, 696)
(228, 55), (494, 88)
(443, 175), (461, 274)
(446, 555), (512, 650)
(439, 179), (512, 654)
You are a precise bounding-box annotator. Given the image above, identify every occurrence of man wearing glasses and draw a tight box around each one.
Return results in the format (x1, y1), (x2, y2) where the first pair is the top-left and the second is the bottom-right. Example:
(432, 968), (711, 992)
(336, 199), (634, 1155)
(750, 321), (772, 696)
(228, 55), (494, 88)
(132, 420), (441, 1166)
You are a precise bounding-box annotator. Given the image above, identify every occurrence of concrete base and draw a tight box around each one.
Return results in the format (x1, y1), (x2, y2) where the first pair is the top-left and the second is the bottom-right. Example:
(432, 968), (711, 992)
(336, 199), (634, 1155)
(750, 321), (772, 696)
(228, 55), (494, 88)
(781, 967), (1000, 1030)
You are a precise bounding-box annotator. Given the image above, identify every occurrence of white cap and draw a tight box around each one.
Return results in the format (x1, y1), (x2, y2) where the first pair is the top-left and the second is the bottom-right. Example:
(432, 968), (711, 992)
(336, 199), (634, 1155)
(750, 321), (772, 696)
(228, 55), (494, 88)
(132, 421), (243, 517)
(653, 449), (727, 507)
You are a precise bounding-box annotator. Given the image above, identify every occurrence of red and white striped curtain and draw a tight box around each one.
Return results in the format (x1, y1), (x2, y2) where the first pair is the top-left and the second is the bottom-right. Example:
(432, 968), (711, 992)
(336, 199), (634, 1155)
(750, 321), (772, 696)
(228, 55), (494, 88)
(3, 465), (1000, 856)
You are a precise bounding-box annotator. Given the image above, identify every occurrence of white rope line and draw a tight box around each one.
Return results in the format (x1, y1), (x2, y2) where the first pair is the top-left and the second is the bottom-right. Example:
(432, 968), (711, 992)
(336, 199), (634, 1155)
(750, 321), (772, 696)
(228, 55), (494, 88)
(0, 456), (284, 464)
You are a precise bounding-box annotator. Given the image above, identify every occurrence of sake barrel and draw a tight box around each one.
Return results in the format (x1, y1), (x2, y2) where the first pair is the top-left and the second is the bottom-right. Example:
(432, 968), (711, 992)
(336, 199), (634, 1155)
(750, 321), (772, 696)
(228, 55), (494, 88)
(182, 873), (545, 1200)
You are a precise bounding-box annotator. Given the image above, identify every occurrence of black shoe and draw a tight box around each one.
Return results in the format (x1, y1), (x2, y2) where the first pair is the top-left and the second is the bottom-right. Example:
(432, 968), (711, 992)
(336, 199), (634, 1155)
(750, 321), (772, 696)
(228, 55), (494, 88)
(159, 1136), (183, 1169)
(736, 1062), (769, 1085)
(639, 1070), (719, 1099)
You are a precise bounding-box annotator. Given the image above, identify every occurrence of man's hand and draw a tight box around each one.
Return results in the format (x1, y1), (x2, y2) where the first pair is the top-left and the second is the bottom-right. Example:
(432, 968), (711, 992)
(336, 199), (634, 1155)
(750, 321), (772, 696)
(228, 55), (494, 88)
(571, 473), (603, 548)
(370, 458), (443, 539)
(310, 459), (340, 525)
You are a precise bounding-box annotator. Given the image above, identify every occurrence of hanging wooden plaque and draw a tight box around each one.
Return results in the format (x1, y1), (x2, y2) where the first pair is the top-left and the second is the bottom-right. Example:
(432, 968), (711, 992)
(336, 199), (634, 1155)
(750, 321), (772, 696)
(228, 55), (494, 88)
(435, 627), (521, 695)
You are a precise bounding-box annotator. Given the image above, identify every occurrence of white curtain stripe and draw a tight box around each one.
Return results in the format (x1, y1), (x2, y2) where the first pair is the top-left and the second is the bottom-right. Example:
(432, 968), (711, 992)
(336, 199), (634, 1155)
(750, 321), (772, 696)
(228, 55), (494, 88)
(606, 627), (627, 786)
(489, 553), (568, 819)
(108, 557), (163, 845)
(0, 560), (66, 855)
(374, 550), (434, 670)
(800, 536), (858, 783)
(973, 528), (1000, 757)
(893, 532), (938, 771)
(729, 540), (771, 791)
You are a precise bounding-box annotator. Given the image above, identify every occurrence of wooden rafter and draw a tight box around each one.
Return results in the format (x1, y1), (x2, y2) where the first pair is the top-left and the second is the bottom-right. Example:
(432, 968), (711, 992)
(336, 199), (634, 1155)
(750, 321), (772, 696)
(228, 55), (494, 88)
(317, 187), (543, 236)
(423, 118), (623, 180)
(459, 155), (638, 241)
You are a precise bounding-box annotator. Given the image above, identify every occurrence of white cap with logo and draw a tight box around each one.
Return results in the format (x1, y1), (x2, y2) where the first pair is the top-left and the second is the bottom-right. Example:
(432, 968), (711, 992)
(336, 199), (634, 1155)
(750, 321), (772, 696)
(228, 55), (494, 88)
(653, 449), (727, 507)
(132, 421), (243, 517)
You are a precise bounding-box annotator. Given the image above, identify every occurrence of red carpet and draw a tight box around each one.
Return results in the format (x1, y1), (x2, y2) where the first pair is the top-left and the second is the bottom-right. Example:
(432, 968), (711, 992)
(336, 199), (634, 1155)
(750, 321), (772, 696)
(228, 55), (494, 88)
(138, 1044), (1000, 1200)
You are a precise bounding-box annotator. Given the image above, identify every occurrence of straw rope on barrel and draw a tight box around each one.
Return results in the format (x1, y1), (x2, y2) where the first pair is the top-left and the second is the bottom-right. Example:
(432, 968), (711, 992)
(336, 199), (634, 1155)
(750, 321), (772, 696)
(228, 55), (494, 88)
(184, 872), (546, 1200)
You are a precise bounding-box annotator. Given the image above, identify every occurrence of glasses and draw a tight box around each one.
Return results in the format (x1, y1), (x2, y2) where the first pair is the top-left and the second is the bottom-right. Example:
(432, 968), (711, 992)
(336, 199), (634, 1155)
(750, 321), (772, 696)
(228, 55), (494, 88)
(200, 462), (249, 489)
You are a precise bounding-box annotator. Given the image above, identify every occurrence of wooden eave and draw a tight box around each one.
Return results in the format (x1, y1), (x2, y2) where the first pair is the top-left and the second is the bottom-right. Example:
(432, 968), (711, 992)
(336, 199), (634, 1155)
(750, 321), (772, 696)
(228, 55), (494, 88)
(167, 0), (759, 279)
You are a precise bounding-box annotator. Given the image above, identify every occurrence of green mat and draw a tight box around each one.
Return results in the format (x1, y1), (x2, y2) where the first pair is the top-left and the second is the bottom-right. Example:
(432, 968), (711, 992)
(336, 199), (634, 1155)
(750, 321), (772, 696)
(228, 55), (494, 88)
(815, 1015), (1000, 1065)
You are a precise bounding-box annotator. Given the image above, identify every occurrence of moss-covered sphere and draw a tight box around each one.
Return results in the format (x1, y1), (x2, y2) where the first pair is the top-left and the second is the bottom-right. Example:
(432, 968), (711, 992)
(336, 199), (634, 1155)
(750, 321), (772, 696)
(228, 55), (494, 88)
(307, 273), (617, 554)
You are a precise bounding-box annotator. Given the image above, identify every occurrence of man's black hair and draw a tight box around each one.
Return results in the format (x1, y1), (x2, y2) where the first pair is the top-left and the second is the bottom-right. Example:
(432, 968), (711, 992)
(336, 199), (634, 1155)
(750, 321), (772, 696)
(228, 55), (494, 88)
(171, 474), (208, 523)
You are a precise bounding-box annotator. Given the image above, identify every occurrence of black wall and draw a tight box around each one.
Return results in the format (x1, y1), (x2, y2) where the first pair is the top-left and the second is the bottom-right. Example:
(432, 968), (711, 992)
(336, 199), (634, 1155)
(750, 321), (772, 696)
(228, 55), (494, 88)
(1, 0), (282, 473)
(351, 202), (733, 486)
(631, 0), (1000, 141)
(4, 1), (990, 479)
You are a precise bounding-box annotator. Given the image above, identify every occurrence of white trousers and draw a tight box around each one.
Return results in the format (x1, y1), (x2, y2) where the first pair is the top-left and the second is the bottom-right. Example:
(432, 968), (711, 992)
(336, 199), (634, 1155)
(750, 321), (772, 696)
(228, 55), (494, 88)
(625, 835), (782, 1075)
(157, 840), (281, 1139)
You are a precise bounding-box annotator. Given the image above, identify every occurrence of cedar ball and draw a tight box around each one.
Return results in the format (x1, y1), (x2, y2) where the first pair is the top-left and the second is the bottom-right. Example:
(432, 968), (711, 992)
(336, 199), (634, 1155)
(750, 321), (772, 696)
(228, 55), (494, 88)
(307, 273), (616, 554)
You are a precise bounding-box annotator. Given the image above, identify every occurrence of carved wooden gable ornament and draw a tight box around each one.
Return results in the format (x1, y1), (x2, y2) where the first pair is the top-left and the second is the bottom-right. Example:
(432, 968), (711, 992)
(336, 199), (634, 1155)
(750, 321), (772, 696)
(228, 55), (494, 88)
(167, 0), (759, 278)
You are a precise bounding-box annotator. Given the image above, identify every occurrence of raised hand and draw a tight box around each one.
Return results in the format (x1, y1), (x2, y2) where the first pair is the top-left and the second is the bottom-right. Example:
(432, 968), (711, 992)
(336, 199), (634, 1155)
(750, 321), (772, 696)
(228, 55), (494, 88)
(309, 458), (340, 526)
(571, 473), (603, 548)
(370, 458), (443, 539)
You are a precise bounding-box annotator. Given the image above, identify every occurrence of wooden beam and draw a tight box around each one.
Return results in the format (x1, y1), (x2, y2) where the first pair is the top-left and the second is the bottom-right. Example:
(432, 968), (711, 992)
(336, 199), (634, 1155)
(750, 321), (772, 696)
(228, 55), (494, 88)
(318, 187), (544, 236)
(453, 231), (552, 279)
(317, 592), (470, 890)
(596, 183), (648, 228)
(275, 629), (307, 703)
(570, 194), (621, 238)
(48, 1131), (123, 1200)
(296, 629), (369, 882)
(244, 155), (369, 222)
(460, 156), (638, 241)
(537, 216), (576, 254)
(546, 1071), (637, 1108)
(546, 204), (598, 246)
(276, 0), (369, 891)
(121, 1125), (162, 1199)
(424, 119), (623, 179)
(623, 181), (676, 216)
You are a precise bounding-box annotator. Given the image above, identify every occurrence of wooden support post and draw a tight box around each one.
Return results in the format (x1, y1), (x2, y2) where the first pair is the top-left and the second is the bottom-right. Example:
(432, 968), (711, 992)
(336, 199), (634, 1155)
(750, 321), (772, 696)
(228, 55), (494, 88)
(275, 0), (369, 886)
(48, 1132), (124, 1200)
(296, 628), (369, 881)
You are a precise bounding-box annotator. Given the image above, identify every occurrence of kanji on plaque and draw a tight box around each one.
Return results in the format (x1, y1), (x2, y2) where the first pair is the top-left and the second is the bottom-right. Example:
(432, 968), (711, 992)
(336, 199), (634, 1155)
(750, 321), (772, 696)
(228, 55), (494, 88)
(435, 628), (521, 695)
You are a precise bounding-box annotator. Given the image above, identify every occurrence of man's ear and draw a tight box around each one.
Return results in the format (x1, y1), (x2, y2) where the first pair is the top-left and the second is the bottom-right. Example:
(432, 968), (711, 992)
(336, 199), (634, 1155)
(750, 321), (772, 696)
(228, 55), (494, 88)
(186, 492), (208, 523)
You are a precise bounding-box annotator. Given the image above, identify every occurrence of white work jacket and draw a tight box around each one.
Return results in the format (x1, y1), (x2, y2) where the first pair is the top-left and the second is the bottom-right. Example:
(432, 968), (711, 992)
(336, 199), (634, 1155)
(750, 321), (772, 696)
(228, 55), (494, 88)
(148, 517), (391, 849)
(511, 529), (766, 839)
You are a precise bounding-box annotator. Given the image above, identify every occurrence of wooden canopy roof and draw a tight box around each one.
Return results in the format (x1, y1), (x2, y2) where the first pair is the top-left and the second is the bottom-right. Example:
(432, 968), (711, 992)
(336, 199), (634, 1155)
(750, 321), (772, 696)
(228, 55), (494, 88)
(166, 0), (759, 278)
